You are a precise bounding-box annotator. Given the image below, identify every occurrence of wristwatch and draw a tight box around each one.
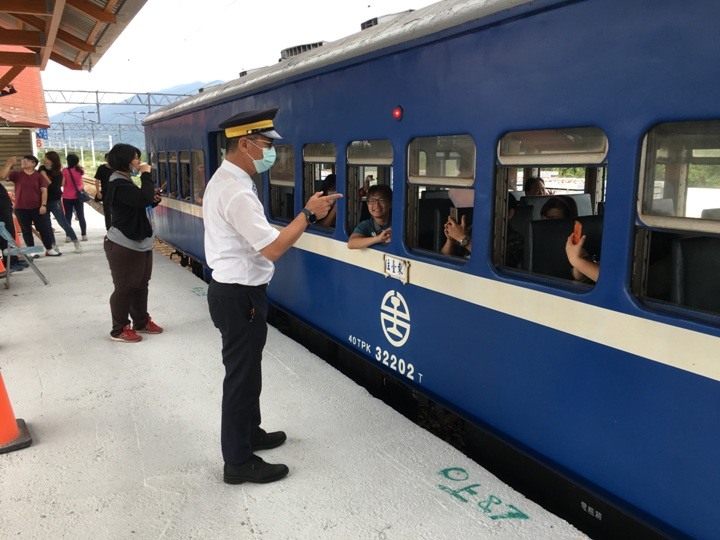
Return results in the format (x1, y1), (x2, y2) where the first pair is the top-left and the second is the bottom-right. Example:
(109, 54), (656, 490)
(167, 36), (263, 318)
(459, 236), (469, 247)
(301, 208), (317, 224)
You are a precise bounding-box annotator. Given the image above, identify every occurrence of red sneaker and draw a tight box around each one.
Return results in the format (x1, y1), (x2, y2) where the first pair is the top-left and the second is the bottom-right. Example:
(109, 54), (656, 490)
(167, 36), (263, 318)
(111, 326), (142, 343)
(134, 317), (163, 334)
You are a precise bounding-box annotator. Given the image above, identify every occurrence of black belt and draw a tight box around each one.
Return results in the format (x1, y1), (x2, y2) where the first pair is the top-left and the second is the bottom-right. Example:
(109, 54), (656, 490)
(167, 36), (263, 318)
(211, 279), (268, 290)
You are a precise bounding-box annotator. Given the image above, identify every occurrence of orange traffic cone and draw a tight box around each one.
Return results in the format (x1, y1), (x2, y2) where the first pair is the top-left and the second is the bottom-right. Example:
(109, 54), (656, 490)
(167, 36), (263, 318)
(0, 256), (6, 273)
(0, 371), (32, 454)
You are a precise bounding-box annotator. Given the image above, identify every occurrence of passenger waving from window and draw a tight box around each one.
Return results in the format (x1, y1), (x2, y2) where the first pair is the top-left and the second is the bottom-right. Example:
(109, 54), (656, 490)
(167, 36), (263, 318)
(348, 184), (392, 249)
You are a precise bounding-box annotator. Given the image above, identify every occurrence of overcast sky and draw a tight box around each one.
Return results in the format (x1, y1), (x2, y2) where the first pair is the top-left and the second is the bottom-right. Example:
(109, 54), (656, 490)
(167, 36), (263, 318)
(41, 0), (438, 114)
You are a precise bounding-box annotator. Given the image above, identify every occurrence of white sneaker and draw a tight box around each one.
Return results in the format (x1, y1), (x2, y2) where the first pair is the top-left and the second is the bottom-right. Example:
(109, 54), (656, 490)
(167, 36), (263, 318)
(52, 243), (60, 251)
(73, 241), (82, 254)
(65, 237), (71, 243)
(45, 248), (62, 257)
(81, 235), (88, 241)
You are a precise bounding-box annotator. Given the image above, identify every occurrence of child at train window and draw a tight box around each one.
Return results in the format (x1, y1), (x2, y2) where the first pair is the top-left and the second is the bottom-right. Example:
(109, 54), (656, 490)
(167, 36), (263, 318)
(348, 184), (392, 249)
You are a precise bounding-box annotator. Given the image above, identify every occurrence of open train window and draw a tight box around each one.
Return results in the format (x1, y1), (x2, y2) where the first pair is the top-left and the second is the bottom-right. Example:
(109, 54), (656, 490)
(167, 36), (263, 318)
(633, 120), (720, 319)
(192, 150), (205, 205)
(157, 152), (168, 194)
(303, 143), (336, 228)
(269, 145), (295, 221)
(493, 127), (608, 285)
(405, 134), (475, 256)
(179, 151), (191, 201)
(168, 151), (179, 199)
(347, 140), (393, 235)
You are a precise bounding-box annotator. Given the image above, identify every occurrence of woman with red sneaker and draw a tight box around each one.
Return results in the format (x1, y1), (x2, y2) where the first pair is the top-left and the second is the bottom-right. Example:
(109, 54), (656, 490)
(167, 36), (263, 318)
(103, 144), (163, 343)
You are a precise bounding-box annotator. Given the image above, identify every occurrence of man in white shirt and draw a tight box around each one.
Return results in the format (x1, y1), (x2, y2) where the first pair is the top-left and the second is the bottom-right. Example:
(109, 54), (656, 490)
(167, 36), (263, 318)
(204, 107), (341, 484)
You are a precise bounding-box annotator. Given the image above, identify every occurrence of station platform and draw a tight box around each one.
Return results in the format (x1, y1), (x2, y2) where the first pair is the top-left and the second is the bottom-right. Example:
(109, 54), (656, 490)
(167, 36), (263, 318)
(0, 208), (585, 539)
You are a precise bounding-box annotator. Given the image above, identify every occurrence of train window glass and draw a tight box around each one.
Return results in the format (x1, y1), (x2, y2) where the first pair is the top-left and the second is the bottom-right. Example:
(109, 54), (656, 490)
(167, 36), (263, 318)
(498, 127), (608, 166)
(493, 127), (608, 285)
(633, 120), (720, 318)
(303, 143), (337, 228)
(192, 150), (205, 205)
(179, 151), (191, 201)
(149, 152), (157, 186)
(168, 151), (178, 198)
(158, 152), (168, 194)
(408, 135), (475, 186)
(269, 145), (295, 221)
(347, 140), (393, 235)
(406, 135), (475, 255)
(638, 120), (720, 233)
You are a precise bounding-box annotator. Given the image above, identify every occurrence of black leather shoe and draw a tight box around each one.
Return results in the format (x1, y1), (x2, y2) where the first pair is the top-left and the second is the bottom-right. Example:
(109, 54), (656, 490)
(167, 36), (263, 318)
(224, 455), (289, 484)
(252, 428), (287, 451)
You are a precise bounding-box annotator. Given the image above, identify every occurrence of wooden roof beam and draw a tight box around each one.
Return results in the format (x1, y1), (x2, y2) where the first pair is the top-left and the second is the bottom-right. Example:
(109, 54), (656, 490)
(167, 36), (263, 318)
(66, 0), (117, 24)
(0, 0), (52, 16)
(11, 14), (96, 53)
(0, 29), (44, 47)
(50, 51), (82, 70)
(40, 0), (64, 68)
(0, 66), (25, 90)
(0, 51), (39, 66)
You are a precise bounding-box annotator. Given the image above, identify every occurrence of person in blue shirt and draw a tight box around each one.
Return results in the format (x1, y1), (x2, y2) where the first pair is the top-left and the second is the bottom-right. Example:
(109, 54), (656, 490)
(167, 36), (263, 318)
(348, 184), (392, 249)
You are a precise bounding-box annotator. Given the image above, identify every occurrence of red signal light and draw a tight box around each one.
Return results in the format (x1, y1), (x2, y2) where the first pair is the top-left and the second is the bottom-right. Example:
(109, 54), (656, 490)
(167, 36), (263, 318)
(392, 106), (403, 121)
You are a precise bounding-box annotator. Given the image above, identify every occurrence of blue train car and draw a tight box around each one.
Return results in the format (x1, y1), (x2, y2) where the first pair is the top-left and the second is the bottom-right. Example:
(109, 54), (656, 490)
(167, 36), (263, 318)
(144, 1), (720, 537)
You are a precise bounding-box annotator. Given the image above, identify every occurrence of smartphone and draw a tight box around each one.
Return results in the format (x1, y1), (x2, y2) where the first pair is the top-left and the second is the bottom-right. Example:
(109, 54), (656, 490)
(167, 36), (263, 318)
(572, 220), (582, 245)
(449, 207), (458, 222)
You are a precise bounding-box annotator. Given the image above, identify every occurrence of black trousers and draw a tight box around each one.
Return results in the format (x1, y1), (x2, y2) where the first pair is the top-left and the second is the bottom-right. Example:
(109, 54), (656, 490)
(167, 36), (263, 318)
(207, 279), (268, 465)
(14, 207), (54, 250)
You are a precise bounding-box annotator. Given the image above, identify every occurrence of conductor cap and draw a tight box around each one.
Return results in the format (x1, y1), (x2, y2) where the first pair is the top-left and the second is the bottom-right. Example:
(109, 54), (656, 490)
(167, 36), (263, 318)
(219, 107), (283, 140)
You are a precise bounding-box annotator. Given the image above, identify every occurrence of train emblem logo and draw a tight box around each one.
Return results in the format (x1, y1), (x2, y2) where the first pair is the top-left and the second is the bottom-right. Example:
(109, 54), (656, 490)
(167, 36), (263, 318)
(380, 290), (411, 347)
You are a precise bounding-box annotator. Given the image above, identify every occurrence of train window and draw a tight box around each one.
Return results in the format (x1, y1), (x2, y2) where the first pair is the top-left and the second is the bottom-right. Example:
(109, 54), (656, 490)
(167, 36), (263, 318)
(633, 120), (720, 318)
(179, 151), (191, 201)
(168, 151), (178, 198)
(303, 143), (336, 227)
(157, 152), (168, 194)
(192, 150), (205, 205)
(406, 135), (475, 254)
(269, 145), (295, 221)
(493, 127), (608, 285)
(347, 140), (393, 235)
(149, 152), (157, 186)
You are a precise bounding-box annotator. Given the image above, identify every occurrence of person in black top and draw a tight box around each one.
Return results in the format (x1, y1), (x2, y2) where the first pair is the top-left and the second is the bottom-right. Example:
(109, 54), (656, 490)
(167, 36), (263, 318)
(94, 153), (113, 229)
(103, 144), (163, 343)
(39, 151), (82, 253)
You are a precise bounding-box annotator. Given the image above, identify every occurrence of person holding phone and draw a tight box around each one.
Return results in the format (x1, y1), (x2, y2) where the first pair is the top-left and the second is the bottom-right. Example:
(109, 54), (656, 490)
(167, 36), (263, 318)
(441, 210), (472, 257)
(565, 231), (599, 282)
(103, 143), (163, 343)
(205, 108), (341, 485)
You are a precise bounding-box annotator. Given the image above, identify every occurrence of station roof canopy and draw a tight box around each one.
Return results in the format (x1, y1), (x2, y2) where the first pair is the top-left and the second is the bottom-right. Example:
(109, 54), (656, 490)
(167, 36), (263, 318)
(0, 0), (147, 89)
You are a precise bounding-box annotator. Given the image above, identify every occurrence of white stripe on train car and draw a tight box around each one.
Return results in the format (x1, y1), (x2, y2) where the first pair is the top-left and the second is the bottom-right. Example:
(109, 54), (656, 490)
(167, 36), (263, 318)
(159, 197), (204, 218)
(290, 232), (720, 384)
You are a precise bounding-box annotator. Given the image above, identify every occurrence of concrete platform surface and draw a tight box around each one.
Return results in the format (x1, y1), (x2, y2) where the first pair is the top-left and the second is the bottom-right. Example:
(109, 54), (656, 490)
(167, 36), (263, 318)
(0, 208), (586, 539)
